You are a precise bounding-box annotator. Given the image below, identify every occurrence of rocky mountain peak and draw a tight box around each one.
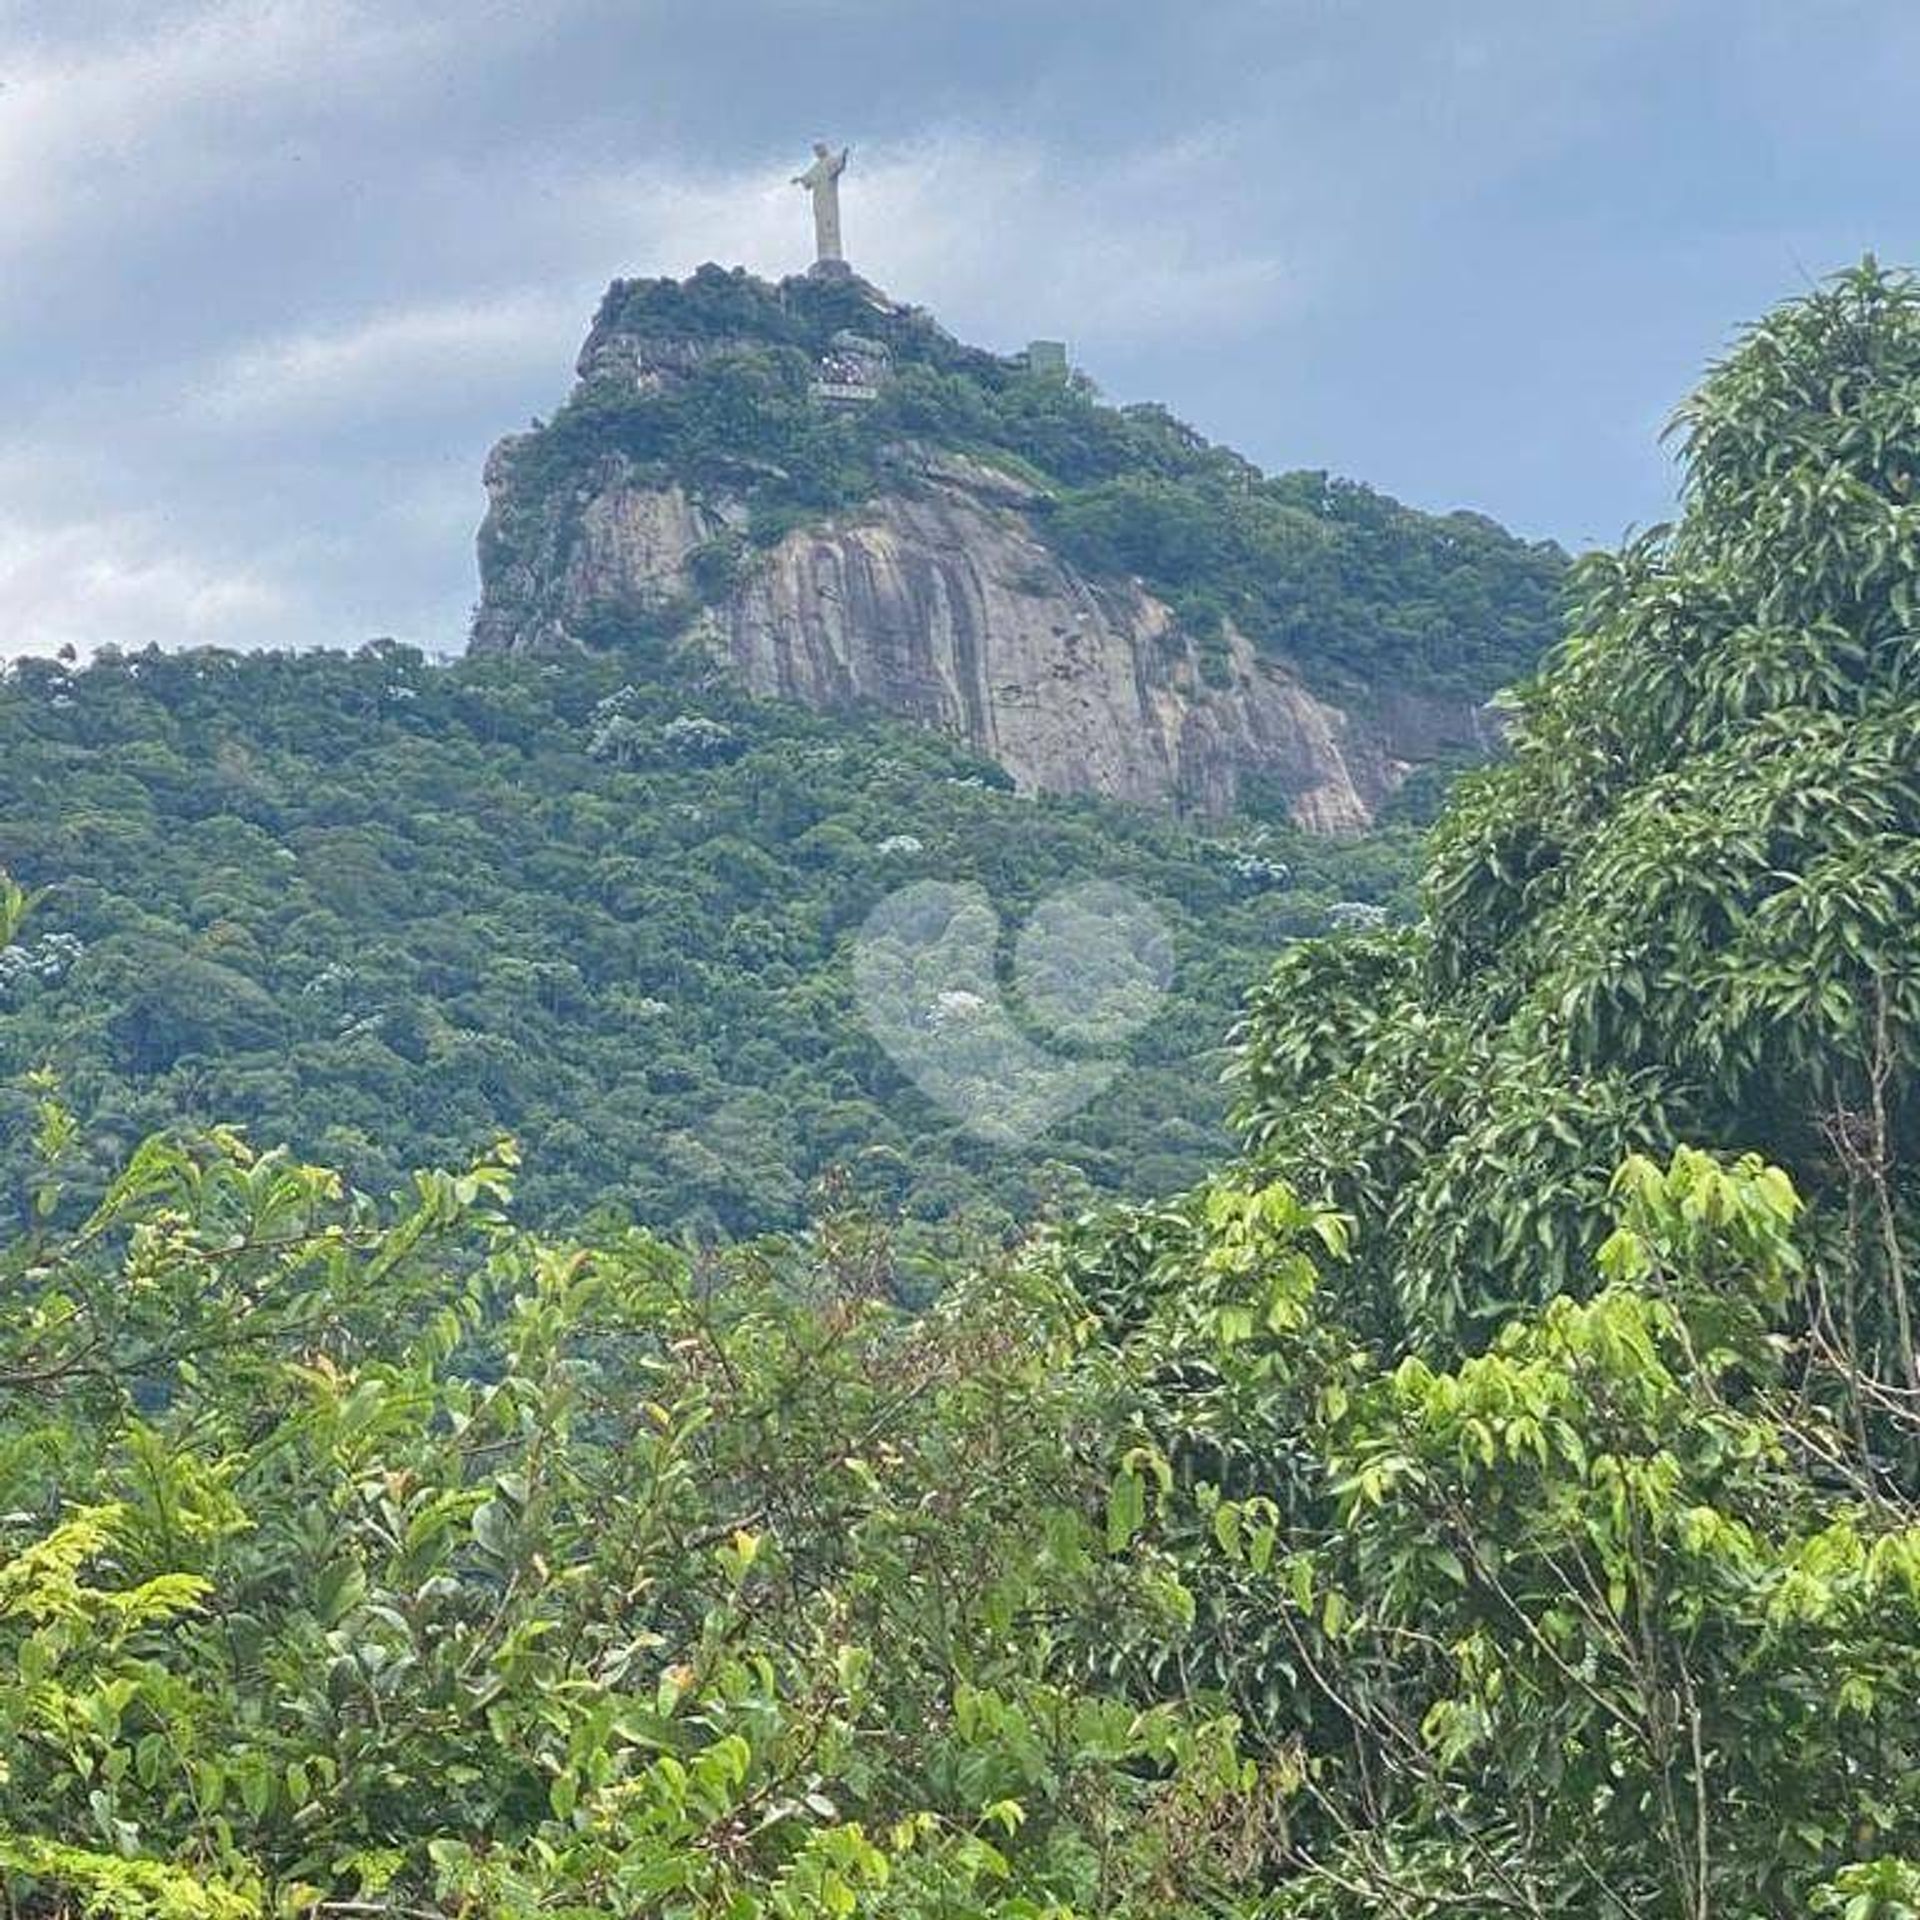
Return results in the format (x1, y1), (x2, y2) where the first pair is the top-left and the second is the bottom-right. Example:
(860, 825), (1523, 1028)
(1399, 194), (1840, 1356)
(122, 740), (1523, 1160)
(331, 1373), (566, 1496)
(468, 266), (1564, 829)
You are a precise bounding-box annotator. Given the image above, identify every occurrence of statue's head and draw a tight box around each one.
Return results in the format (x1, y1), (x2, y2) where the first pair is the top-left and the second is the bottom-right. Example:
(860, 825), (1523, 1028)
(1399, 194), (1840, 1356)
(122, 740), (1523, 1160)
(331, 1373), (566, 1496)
(813, 141), (831, 157)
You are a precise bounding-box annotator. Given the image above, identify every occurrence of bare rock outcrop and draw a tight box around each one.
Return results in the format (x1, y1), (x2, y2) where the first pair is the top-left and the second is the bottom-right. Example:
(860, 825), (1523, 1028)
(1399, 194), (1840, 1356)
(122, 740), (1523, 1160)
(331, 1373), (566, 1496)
(471, 444), (1480, 830)
(468, 269), (1521, 829)
(707, 456), (1388, 829)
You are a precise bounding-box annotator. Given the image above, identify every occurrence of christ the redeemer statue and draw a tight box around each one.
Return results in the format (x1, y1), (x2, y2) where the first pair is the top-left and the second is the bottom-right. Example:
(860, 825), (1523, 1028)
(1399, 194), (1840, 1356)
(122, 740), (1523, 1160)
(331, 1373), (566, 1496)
(794, 142), (850, 269)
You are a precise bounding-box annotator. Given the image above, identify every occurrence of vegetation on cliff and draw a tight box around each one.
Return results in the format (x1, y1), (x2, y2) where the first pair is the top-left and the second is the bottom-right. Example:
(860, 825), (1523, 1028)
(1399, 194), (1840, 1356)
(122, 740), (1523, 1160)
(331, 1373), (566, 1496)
(480, 264), (1567, 703)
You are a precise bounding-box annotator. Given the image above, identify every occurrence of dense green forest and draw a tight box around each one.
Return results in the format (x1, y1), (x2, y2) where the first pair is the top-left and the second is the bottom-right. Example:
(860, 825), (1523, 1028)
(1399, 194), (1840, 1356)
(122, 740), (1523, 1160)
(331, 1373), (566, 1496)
(482, 265), (1567, 701)
(9, 263), (1920, 1920)
(0, 639), (1419, 1244)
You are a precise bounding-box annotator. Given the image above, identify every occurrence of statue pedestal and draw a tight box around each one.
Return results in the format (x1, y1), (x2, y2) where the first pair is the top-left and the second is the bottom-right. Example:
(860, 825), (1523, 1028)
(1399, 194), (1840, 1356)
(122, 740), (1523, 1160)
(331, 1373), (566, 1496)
(808, 258), (855, 280)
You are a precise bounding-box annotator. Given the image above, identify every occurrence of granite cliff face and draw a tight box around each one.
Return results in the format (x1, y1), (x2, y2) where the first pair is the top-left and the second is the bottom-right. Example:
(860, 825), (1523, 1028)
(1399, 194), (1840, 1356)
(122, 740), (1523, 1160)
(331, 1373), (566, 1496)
(468, 268), (1532, 829)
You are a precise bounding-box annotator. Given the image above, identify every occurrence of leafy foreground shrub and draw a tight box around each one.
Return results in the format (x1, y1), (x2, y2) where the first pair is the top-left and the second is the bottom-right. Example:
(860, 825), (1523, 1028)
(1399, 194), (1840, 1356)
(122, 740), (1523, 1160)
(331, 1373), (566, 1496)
(0, 1119), (1243, 1917)
(6, 1114), (1920, 1916)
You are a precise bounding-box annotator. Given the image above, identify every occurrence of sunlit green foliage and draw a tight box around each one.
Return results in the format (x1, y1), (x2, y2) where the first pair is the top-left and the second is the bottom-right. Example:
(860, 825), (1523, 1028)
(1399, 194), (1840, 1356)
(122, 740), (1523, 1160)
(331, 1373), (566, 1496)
(10, 1117), (1920, 1914)
(1062, 1144), (1920, 1915)
(0, 1118), (1268, 1917)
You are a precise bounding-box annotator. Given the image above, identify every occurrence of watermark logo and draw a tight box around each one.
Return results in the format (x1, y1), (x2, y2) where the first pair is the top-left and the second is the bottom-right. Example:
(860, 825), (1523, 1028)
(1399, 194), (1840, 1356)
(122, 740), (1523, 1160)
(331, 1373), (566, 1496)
(853, 880), (1173, 1145)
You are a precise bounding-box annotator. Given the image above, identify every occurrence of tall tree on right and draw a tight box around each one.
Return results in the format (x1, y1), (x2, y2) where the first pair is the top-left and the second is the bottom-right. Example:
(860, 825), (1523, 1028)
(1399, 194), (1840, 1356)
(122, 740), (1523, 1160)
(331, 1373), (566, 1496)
(1234, 260), (1920, 1374)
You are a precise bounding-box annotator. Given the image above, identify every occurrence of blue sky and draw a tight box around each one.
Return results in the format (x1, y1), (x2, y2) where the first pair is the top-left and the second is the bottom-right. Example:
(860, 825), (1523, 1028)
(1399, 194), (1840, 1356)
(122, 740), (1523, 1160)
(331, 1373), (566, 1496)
(0, 0), (1913, 657)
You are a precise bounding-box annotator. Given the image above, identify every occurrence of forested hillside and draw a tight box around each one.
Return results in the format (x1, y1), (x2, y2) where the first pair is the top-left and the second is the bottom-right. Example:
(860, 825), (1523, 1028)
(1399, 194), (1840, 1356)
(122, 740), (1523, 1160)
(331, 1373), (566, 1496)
(6, 262), (1920, 1919)
(0, 638), (1418, 1242)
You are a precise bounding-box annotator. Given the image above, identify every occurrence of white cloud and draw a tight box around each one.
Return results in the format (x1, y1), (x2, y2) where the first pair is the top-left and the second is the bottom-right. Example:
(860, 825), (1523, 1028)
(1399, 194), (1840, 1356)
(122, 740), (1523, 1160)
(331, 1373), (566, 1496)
(0, 107), (1298, 664)
(0, 1), (1904, 665)
(557, 128), (1295, 354)
(0, 511), (290, 658)
(199, 290), (584, 426)
(178, 128), (1294, 440)
(385, 467), (491, 547)
(0, 0), (514, 261)
(849, 131), (1295, 347)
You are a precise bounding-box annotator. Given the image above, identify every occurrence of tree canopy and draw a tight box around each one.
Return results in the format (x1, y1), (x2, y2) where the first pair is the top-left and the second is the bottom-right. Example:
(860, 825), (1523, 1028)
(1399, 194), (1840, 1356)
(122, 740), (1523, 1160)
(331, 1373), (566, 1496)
(1235, 259), (1920, 1356)
(0, 640), (1418, 1249)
